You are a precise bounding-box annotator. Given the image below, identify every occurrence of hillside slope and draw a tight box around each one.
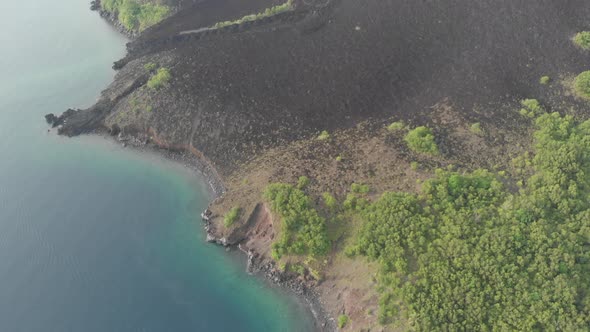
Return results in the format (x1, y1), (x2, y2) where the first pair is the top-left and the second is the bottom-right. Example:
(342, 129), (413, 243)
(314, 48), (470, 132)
(52, 1), (590, 330)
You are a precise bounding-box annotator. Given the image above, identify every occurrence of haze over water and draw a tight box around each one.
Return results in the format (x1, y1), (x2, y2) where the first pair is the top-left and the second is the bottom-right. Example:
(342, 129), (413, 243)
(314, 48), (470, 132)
(0, 0), (313, 330)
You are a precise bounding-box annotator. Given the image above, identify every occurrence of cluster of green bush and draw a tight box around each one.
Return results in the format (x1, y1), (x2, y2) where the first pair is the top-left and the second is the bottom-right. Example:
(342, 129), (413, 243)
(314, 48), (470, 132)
(345, 108), (590, 329)
(317, 130), (331, 141)
(350, 183), (370, 194)
(212, 0), (293, 29)
(264, 183), (330, 259)
(102, 0), (169, 31)
(573, 31), (590, 50)
(147, 68), (171, 90)
(144, 62), (157, 72)
(574, 71), (590, 100)
(297, 176), (310, 189)
(223, 207), (241, 228)
(404, 126), (438, 155)
(519, 98), (544, 118)
(386, 121), (405, 132)
(337, 315), (349, 328)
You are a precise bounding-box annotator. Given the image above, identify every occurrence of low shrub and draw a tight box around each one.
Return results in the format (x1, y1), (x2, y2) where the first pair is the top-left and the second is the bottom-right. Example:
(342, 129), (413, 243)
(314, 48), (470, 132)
(573, 31), (590, 50)
(338, 315), (349, 329)
(539, 76), (551, 85)
(322, 192), (338, 210)
(144, 62), (157, 72)
(223, 207), (241, 227)
(351, 183), (370, 194)
(297, 176), (310, 189)
(387, 121), (405, 132)
(519, 98), (544, 118)
(574, 71), (590, 99)
(404, 126), (438, 155)
(470, 122), (483, 134)
(317, 130), (331, 141)
(147, 68), (171, 90)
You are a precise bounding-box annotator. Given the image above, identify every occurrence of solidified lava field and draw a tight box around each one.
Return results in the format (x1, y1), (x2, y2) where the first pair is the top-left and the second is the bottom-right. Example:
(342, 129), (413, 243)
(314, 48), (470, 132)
(78, 0), (590, 173)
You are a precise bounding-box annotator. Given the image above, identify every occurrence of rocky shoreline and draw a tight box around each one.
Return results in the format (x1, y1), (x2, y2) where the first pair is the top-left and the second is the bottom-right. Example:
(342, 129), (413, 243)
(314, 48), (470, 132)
(110, 127), (337, 331)
(203, 218), (337, 332)
(46, 106), (336, 330)
(90, 0), (138, 39)
(115, 132), (337, 331)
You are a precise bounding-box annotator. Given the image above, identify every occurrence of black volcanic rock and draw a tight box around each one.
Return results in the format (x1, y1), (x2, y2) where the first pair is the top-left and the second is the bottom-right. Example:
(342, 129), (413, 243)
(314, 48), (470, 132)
(56, 0), (590, 176)
(44, 113), (58, 126)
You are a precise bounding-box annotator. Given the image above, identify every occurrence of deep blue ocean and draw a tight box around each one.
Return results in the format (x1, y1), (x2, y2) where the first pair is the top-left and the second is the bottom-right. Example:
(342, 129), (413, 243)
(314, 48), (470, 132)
(0, 0), (313, 330)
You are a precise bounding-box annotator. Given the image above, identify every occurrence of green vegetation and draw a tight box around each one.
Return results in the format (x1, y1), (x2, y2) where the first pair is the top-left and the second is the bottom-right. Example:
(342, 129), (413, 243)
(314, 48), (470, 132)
(264, 183), (330, 259)
(404, 126), (438, 155)
(387, 121), (405, 132)
(223, 207), (241, 228)
(519, 98), (544, 118)
(342, 193), (368, 212)
(290, 262), (306, 275)
(212, 0), (293, 29)
(410, 161), (419, 170)
(344, 110), (590, 330)
(574, 71), (590, 99)
(297, 176), (310, 190)
(335, 155), (343, 162)
(337, 315), (350, 329)
(101, 0), (169, 31)
(350, 183), (370, 194)
(317, 130), (331, 141)
(539, 75), (551, 85)
(147, 68), (171, 90)
(322, 192), (338, 211)
(144, 62), (157, 72)
(573, 31), (590, 50)
(469, 122), (483, 134)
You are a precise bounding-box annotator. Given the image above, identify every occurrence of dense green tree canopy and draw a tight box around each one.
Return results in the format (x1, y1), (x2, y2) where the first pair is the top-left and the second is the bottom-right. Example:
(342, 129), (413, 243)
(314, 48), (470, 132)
(348, 112), (590, 330)
(264, 184), (330, 259)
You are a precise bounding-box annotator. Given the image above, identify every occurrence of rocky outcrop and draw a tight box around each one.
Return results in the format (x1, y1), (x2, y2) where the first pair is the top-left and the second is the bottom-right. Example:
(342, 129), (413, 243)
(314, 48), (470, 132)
(202, 203), (337, 331)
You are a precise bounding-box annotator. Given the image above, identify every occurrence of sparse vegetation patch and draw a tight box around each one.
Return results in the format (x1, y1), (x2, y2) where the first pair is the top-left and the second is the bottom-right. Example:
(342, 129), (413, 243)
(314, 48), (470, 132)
(337, 314), (350, 329)
(223, 207), (241, 227)
(573, 31), (590, 50)
(386, 121), (405, 132)
(404, 126), (438, 155)
(574, 71), (590, 100)
(147, 68), (171, 90)
(519, 98), (544, 118)
(101, 0), (169, 31)
(212, 0), (293, 29)
(297, 176), (310, 189)
(144, 62), (157, 72)
(317, 130), (331, 141)
(470, 122), (482, 134)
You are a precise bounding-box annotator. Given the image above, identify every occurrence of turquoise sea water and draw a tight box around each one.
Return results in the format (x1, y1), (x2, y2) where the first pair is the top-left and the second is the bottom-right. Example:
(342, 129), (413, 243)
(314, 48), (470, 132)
(0, 0), (313, 331)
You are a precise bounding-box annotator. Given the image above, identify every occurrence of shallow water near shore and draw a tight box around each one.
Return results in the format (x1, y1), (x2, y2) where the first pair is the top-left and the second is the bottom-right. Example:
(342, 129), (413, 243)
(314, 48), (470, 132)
(0, 0), (314, 330)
